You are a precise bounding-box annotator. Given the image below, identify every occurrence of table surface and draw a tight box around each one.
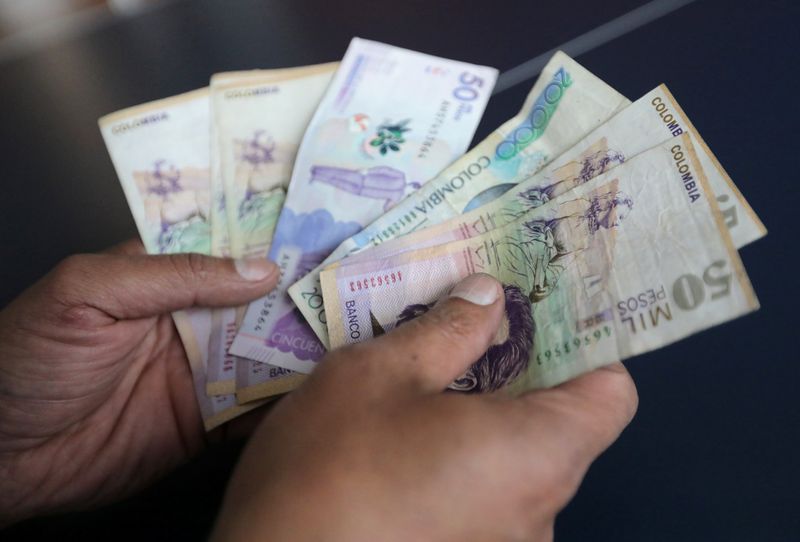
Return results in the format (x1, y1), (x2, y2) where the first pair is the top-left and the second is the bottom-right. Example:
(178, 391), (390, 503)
(2, 0), (798, 539)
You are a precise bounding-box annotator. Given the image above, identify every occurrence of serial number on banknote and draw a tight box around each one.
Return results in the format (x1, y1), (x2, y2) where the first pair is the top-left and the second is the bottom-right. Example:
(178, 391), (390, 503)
(536, 325), (613, 366)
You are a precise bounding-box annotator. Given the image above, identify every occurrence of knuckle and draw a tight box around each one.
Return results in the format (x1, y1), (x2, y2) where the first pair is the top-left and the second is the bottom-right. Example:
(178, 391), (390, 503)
(170, 252), (210, 284)
(426, 299), (485, 342)
(526, 457), (584, 514)
(50, 254), (92, 288)
(58, 304), (97, 329)
(618, 371), (639, 419)
(46, 255), (100, 326)
(594, 365), (639, 424)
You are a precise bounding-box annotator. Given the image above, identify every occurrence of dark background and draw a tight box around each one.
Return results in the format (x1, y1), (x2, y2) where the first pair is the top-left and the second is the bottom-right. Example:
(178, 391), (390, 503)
(2, 0), (798, 539)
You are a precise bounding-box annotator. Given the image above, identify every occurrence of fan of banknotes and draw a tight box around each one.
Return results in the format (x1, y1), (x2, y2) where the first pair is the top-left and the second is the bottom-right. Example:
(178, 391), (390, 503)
(99, 38), (765, 430)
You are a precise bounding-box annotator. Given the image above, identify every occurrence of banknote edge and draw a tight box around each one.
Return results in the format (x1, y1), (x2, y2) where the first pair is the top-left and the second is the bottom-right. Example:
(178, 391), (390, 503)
(97, 86), (209, 127)
(679, 132), (760, 312)
(661, 84), (767, 242)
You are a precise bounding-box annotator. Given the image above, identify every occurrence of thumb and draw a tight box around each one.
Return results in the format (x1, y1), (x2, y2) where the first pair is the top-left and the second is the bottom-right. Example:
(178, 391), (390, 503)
(370, 273), (506, 393)
(46, 252), (279, 320)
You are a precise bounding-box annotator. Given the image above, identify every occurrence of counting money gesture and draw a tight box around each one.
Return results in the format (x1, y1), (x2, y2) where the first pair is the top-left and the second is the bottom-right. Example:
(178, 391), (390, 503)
(215, 273), (637, 541)
(0, 242), (279, 525)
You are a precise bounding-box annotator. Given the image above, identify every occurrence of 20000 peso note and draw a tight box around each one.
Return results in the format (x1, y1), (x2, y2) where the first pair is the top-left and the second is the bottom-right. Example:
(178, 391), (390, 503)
(291, 51), (630, 349)
(323, 84), (765, 268)
(321, 135), (759, 392)
(231, 38), (498, 373)
(98, 89), (265, 429)
(206, 64), (336, 398)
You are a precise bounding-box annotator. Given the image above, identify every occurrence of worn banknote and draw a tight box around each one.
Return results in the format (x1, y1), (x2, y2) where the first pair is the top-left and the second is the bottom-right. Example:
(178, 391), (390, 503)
(291, 51), (631, 349)
(212, 63), (338, 258)
(324, 84), (765, 270)
(98, 88), (263, 429)
(322, 135), (759, 391)
(231, 38), (499, 373)
(206, 64), (336, 397)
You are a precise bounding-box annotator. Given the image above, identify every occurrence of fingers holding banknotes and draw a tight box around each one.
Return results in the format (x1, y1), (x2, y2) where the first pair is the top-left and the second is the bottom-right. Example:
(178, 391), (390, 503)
(0, 247), (279, 525)
(215, 273), (638, 542)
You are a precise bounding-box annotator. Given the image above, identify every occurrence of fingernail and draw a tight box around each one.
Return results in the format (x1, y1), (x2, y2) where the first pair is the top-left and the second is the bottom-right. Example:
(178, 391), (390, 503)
(234, 258), (278, 281)
(449, 273), (501, 306)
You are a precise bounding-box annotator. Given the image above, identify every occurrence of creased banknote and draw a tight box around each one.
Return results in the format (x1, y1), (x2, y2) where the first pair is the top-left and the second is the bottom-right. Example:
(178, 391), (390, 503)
(291, 51), (630, 350)
(206, 64), (336, 397)
(323, 84), (766, 269)
(213, 63), (338, 258)
(98, 88), (264, 429)
(322, 135), (759, 392)
(231, 37), (499, 373)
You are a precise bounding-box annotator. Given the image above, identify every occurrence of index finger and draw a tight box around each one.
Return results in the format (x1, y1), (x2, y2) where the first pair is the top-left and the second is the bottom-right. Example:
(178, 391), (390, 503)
(508, 363), (638, 491)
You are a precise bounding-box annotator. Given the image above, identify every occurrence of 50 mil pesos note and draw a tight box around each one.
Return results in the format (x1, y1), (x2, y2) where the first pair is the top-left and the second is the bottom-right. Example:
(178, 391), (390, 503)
(290, 51), (631, 350)
(98, 88), (264, 429)
(321, 135), (759, 392)
(324, 84), (765, 270)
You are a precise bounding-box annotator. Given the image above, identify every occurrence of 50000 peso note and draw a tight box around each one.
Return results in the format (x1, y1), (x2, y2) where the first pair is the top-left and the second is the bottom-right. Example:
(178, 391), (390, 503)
(322, 135), (758, 392)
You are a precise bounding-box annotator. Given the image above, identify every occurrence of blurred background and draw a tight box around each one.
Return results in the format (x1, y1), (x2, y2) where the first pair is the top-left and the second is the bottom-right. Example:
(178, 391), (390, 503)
(0, 0), (168, 59)
(1, 0), (798, 540)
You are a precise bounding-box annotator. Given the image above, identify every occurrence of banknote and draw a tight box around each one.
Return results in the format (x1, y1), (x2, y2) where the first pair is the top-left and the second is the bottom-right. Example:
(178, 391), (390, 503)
(207, 64), (337, 397)
(322, 84), (766, 269)
(175, 307), (267, 429)
(231, 37), (499, 373)
(207, 74), (236, 396)
(322, 135), (759, 392)
(291, 51), (631, 350)
(212, 63), (338, 258)
(98, 88), (263, 428)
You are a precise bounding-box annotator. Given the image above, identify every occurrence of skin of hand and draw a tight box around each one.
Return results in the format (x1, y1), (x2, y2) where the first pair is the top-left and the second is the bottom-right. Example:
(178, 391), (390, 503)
(213, 273), (638, 542)
(0, 241), (279, 526)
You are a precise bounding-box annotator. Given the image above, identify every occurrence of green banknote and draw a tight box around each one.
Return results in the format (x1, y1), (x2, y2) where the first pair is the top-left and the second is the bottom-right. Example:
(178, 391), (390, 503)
(321, 135), (759, 392)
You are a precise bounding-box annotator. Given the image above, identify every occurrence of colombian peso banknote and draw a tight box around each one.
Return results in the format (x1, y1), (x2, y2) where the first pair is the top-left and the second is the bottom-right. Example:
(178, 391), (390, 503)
(212, 63), (338, 259)
(207, 64), (336, 398)
(98, 89), (264, 429)
(321, 84), (766, 271)
(321, 135), (759, 392)
(230, 38), (499, 373)
(291, 51), (631, 350)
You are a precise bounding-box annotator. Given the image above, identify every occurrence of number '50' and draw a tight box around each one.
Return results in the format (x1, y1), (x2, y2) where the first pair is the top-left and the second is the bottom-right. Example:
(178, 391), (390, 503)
(672, 260), (732, 311)
(453, 72), (484, 101)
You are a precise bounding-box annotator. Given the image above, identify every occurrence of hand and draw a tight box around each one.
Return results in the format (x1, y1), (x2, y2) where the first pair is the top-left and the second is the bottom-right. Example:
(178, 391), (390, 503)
(0, 242), (279, 525)
(214, 273), (638, 541)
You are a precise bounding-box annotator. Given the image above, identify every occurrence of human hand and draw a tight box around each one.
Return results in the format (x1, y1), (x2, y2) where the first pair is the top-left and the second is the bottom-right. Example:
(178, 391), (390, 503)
(214, 273), (638, 541)
(0, 242), (279, 525)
